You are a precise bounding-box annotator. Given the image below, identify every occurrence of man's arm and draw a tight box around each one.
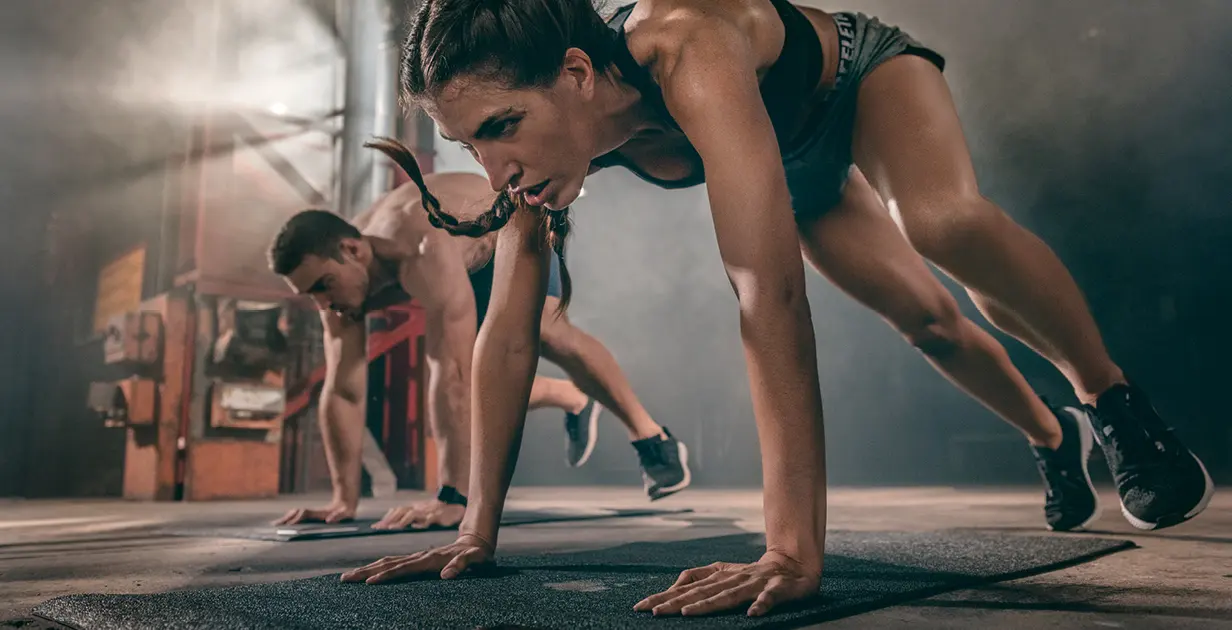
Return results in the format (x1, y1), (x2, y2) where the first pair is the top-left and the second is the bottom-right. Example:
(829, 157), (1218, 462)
(273, 311), (367, 526)
(318, 311), (369, 509)
(421, 294), (479, 494)
(368, 294), (477, 532)
(398, 237), (480, 499)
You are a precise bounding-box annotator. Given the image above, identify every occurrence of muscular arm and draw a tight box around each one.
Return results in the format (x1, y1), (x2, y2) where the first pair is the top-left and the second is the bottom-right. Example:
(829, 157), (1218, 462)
(319, 311), (369, 509)
(657, 17), (826, 572)
(401, 237), (480, 495)
(458, 207), (550, 549)
(337, 222), (542, 584)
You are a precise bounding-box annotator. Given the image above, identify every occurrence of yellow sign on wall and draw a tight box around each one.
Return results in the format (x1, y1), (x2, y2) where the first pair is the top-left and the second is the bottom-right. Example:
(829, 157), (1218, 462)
(94, 246), (146, 333)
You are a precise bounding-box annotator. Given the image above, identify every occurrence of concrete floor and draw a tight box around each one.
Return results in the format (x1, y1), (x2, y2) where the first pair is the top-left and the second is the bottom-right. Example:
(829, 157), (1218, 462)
(1, 486), (1229, 629)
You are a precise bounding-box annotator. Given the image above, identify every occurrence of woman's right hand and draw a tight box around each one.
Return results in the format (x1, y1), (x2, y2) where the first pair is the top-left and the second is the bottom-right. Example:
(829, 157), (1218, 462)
(339, 534), (495, 584)
(634, 550), (821, 617)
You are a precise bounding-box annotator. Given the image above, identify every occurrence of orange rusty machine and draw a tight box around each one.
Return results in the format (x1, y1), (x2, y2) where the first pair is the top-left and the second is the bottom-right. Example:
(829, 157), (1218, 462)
(89, 294), (294, 501)
(84, 108), (433, 501)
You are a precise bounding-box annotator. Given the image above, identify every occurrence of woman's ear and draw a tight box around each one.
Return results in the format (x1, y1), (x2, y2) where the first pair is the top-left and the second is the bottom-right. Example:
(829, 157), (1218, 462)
(561, 47), (598, 99)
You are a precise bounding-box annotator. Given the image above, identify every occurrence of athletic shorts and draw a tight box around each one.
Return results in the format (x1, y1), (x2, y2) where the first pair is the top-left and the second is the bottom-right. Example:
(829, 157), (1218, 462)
(783, 12), (946, 222)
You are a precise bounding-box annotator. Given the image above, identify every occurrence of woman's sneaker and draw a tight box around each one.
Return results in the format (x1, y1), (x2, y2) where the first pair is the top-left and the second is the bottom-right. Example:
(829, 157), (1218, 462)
(1031, 402), (1101, 532)
(1086, 382), (1214, 530)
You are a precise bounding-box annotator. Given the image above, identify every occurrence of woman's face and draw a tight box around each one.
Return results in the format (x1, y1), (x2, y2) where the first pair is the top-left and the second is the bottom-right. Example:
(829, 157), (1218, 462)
(425, 57), (601, 210)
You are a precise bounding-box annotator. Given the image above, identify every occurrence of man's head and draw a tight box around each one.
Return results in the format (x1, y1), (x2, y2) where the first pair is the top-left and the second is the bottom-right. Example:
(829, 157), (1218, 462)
(269, 210), (372, 320)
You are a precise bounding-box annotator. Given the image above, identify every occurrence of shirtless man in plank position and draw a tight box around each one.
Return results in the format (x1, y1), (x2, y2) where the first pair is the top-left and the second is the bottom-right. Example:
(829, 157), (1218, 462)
(267, 165), (691, 530)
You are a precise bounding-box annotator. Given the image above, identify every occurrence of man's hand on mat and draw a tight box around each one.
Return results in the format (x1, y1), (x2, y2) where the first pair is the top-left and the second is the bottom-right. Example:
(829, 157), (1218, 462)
(633, 551), (820, 617)
(340, 534), (494, 584)
(372, 500), (465, 531)
(272, 501), (356, 526)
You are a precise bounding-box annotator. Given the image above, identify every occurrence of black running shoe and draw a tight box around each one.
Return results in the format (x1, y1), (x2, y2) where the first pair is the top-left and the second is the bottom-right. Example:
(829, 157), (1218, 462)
(1086, 382), (1214, 530)
(632, 428), (691, 501)
(564, 398), (602, 468)
(1031, 401), (1100, 532)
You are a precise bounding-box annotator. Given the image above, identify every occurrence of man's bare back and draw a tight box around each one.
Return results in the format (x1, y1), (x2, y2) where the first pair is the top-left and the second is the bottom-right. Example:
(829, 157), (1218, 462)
(354, 172), (500, 286)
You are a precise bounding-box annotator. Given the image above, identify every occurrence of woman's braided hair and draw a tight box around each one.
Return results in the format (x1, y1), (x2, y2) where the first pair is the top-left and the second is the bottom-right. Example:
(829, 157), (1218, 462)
(364, 137), (572, 311)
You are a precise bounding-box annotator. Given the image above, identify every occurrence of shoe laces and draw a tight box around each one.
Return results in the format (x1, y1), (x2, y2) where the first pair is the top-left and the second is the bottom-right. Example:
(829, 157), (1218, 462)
(637, 438), (673, 469)
(1096, 395), (1186, 489)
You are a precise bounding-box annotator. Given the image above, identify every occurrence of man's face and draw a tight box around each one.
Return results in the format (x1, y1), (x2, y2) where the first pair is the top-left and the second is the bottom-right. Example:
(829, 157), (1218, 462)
(283, 246), (370, 321)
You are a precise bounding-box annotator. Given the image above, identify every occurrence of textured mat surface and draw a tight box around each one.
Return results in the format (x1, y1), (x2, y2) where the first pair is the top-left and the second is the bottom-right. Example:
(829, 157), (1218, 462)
(162, 507), (693, 541)
(34, 530), (1134, 629)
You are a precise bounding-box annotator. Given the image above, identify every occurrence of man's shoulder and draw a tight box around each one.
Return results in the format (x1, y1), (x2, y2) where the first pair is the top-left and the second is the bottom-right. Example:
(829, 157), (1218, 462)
(356, 188), (429, 240)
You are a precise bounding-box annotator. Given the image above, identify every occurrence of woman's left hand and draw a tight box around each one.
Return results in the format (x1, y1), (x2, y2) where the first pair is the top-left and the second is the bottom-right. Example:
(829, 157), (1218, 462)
(633, 551), (821, 617)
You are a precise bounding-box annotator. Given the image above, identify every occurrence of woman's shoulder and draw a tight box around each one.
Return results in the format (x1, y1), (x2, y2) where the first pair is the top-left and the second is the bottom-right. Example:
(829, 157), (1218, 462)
(621, 0), (783, 70)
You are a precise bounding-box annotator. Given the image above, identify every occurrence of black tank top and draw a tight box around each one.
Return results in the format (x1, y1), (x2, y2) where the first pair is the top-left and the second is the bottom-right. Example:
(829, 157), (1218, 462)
(589, 0), (824, 189)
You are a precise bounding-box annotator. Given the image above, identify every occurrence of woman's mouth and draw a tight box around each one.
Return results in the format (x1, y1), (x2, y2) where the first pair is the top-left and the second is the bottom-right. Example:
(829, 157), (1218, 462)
(522, 180), (551, 206)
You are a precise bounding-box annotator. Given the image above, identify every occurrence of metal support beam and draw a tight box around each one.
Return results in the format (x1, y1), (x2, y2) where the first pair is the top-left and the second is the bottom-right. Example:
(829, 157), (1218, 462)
(338, 0), (398, 218)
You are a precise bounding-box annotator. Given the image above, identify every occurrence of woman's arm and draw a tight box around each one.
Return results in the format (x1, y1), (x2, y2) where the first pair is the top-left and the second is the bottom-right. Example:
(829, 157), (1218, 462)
(636, 9), (828, 617)
(459, 205), (552, 548)
(339, 207), (550, 585)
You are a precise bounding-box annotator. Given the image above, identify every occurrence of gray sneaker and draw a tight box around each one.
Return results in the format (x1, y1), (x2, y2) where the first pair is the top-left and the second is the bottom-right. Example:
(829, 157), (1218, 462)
(632, 428), (691, 501)
(564, 398), (602, 467)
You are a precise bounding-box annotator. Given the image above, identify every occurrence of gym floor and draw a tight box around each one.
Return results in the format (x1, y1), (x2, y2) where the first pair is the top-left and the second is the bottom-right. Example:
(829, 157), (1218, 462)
(2, 486), (1230, 629)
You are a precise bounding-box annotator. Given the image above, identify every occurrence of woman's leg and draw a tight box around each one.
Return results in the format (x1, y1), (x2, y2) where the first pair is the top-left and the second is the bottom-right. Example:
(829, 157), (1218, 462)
(798, 168), (1061, 447)
(849, 54), (1213, 529)
(850, 55), (1124, 405)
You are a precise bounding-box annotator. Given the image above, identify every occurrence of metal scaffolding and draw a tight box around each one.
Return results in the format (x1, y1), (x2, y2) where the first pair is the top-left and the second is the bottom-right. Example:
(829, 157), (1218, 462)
(338, 0), (400, 218)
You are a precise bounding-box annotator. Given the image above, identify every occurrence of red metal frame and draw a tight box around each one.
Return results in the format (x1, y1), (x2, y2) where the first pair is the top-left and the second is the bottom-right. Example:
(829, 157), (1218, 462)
(284, 306), (426, 417)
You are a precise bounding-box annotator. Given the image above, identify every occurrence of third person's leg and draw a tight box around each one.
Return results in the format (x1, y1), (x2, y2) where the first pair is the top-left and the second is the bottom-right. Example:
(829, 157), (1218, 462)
(529, 375), (589, 413)
(537, 256), (691, 499)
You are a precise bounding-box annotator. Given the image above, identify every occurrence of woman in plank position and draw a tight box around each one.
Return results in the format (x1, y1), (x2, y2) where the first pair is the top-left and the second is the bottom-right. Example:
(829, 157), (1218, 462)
(343, 0), (1213, 617)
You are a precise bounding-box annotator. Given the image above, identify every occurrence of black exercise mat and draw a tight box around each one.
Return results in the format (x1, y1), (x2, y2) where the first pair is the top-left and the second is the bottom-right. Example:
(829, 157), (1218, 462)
(34, 530), (1134, 629)
(161, 507), (695, 541)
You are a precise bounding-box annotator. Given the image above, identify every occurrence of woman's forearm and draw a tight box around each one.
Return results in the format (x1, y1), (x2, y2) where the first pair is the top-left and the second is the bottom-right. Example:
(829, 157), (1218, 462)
(738, 288), (828, 573)
(459, 330), (539, 549)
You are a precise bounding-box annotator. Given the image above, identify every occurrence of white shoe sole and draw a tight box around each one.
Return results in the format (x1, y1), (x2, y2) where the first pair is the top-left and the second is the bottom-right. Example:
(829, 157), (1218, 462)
(649, 441), (692, 500)
(567, 401), (603, 468)
(1120, 450), (1216, 531)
